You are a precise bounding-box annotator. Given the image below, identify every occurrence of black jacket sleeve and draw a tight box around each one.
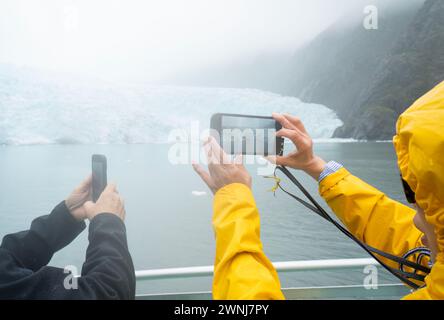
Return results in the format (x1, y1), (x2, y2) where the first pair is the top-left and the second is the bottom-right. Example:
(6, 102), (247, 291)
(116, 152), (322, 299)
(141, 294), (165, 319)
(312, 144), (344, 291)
(0, 201), (86, 271)
(0, 204), (136, 300)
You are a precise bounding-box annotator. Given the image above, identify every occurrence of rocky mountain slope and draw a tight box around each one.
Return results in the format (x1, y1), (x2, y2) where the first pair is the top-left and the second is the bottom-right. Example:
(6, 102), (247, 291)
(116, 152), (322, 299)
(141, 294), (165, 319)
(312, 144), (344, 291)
(285, 0), (444, 139)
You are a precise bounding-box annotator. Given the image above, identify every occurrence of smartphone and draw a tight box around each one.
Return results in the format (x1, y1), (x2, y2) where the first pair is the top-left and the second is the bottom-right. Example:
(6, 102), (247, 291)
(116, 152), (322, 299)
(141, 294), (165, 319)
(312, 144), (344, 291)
(92, 154), (107, 202)
(210, 113), (284, 156)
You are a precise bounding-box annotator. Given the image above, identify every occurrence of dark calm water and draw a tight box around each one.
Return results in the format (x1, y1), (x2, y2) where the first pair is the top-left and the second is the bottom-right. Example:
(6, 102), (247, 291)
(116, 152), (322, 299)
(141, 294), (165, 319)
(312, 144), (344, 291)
(0, 142), (409, 295)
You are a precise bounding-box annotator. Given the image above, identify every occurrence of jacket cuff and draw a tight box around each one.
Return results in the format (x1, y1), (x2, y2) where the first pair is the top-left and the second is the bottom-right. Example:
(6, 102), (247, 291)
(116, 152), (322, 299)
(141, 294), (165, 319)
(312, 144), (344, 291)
(319, 167), (351, 196)
(318, 161), (344, 182)
(50, 201), (86, 238)
(88, 213), (126, 240)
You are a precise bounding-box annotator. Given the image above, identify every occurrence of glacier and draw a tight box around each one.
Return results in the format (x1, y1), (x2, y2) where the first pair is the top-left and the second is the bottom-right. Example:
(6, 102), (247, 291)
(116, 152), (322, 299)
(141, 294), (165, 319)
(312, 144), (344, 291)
(0, 65), (343, 145)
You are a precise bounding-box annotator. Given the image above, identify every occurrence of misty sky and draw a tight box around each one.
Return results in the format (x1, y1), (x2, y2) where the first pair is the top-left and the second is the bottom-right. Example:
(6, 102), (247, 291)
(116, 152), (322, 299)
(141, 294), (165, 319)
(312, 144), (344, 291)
(0, 0), (385, 83)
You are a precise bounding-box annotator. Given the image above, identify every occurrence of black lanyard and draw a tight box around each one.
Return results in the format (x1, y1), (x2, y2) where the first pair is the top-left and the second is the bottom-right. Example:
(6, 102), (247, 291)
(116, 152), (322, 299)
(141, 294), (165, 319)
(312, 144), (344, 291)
(272, 166), (431, 290)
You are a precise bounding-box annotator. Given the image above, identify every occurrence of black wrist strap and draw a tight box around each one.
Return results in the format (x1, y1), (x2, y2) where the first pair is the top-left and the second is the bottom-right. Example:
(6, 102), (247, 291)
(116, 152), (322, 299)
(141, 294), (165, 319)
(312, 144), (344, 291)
(272, 166), (431, 290)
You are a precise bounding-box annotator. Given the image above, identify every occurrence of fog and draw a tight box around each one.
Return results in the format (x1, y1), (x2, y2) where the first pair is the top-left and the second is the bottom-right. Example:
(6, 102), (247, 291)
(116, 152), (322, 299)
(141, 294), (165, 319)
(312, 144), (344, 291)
(0, 0), (413, 84)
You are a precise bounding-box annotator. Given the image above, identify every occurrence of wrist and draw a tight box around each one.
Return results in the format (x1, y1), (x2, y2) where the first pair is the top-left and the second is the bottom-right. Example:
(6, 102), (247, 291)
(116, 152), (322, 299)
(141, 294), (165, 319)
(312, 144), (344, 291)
(87, 210), (123, 222)
(71, 213), (84, 222)
(303, 156), (326, 180)
(86, 210), (102, 221)
(52, 201), (86, 231)
(65, 200), (85, 222)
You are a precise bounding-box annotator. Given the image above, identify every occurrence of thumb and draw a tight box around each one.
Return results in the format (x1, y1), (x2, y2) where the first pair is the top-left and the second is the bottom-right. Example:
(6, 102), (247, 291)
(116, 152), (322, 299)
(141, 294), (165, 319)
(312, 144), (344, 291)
(234, 154), (243, 165)
(265, 155), (276, 164)
(266, 155), (290, 167)
(83, 201), (95, 212)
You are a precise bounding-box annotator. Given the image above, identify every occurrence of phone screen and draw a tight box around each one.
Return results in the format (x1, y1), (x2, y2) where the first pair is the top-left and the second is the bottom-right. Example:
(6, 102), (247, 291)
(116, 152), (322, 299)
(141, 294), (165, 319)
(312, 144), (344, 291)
(218, 115), (281, 156)
(92, 155), (107, 202)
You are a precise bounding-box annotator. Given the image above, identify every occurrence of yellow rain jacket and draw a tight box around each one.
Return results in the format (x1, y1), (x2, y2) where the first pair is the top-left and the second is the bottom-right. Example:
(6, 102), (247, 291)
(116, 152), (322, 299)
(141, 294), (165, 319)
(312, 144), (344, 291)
(322, 81), (444, 299)
(211, 81), (444, 300)
(212, 183), (285, 299)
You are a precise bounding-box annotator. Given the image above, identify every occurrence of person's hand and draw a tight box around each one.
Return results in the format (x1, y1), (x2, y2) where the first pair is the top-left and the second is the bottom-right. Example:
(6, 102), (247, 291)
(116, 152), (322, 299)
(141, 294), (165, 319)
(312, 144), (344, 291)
(269, 113), (326, 180)
(192, 136), (252, 194)
(65, 175), (92, 222)
(83, 184), (126, 221)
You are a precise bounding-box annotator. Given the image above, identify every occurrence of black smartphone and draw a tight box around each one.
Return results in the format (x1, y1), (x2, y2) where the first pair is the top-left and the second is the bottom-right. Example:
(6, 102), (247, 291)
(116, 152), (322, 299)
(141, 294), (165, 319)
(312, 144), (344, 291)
(210, 113), (284, 156)
(92, 154), (107, 202)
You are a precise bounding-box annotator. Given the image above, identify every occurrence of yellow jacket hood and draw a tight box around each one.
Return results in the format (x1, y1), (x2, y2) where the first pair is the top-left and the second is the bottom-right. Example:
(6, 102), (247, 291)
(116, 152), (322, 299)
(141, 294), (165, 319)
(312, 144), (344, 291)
(393, 80), (444, 257)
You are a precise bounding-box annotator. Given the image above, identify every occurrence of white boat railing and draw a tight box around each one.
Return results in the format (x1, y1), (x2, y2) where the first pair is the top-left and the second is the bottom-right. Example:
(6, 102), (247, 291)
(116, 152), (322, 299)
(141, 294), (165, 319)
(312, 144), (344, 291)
(135, 258), (410, 299)
(135, 258), (379, 281)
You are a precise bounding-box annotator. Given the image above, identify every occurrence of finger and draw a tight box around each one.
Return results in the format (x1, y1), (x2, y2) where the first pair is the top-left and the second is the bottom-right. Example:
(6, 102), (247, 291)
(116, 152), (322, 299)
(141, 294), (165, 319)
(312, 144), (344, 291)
(192, 163), (214, 187)
(272, 112), (297, 131)
(203, 138), (213, 161)
(75, 175), (92, 191)
(265, 155), (289, 166)
(276, 128), (305, 147)
(203, 136), (223, 163)
(202, 135), (212, 146)
(234, 154), (243, 165)
(273, 155), (293, 167)
(104, 183), (117, 194)
(202, 135), (214, 156)
(208, 136), (230, 165)
(83, 176), (93, 199)
(282, 114), (308, 134)
(265, 155), (276, 164)
(120, 196), (125, 219)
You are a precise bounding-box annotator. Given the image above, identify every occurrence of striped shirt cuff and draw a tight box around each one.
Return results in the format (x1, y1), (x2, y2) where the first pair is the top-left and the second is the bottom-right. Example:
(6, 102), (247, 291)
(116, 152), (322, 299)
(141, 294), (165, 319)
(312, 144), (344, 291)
(318, 161), (343, 182)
